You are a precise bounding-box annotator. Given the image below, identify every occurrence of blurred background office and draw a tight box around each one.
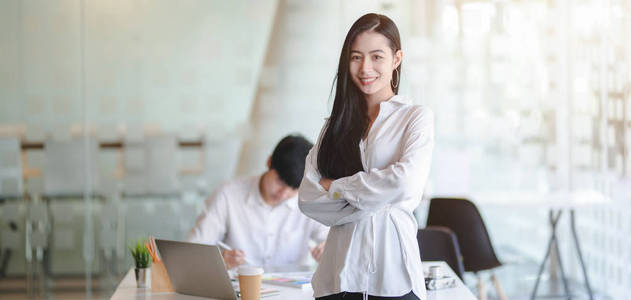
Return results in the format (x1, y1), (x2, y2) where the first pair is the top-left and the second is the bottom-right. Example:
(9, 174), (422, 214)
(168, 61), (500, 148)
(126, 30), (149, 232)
(0, 0), (629, 299)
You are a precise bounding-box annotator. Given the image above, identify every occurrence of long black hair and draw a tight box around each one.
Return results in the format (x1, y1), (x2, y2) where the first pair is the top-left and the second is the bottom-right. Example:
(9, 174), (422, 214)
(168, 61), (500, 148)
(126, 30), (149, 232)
(317, 13), (402, 179)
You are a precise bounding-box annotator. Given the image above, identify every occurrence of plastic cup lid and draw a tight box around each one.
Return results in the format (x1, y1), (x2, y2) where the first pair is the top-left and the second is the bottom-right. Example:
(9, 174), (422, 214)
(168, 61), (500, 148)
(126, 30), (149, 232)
(238, 266), (264, 276)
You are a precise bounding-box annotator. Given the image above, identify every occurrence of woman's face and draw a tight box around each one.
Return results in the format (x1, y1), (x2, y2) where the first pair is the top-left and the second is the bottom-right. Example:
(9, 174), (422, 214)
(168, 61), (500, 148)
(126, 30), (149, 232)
(349, 31), (401, 98)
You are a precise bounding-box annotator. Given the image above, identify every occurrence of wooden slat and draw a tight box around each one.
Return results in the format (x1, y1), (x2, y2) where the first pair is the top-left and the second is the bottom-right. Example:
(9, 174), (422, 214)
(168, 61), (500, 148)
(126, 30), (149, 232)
(20, 140), (204, 150)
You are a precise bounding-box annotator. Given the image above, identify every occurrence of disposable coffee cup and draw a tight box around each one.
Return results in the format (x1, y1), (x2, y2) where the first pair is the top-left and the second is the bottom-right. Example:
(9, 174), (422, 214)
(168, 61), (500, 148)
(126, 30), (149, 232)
(238, 266), (264, 300)
(429, 266), (441, 279)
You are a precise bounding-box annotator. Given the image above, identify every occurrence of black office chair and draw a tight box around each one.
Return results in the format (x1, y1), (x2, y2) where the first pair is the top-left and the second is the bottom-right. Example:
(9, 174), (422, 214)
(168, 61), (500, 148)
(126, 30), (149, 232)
(417, 226), (465, 280)
(426, 197), (507, 300)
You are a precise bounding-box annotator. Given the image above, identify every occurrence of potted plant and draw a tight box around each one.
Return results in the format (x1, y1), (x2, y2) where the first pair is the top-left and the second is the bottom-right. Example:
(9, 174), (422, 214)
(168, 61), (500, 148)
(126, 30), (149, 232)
(130, 239), (152, 288)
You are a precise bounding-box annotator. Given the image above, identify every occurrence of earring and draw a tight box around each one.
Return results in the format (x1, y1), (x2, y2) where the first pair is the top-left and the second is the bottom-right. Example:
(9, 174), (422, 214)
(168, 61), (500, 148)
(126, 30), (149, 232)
(391, 68), (399, 89)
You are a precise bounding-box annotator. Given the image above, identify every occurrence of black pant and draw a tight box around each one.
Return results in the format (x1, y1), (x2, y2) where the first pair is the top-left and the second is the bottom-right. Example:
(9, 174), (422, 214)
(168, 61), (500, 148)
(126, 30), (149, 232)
(316, 291), (419, 300)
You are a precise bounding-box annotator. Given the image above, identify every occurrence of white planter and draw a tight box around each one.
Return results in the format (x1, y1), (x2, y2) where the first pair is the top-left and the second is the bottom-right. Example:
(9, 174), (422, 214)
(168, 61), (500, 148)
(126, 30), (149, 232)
(135, 267), (151, 288)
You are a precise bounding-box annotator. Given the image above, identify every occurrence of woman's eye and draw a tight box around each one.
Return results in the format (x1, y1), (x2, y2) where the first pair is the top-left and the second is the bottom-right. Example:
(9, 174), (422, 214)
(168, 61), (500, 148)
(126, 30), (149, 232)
(351, 55), (361, 61)
(374, 55), (383, 60)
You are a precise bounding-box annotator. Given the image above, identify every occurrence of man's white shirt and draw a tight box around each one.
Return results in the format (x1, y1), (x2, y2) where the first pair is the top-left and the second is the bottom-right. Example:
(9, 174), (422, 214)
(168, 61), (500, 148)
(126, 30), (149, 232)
(299, 95), (434, 299)
(188, 175), (329, 267)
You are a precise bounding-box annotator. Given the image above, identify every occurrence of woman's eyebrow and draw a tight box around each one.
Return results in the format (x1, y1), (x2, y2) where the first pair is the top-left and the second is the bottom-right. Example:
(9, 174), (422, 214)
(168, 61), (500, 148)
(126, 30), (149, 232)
(350, 49), (385, 54)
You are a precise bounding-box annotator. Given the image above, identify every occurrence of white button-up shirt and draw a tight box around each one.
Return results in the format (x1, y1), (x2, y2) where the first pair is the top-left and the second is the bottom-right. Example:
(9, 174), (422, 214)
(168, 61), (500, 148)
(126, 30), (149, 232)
(299, 95), (434, 299)
(188, 175), (329, 267)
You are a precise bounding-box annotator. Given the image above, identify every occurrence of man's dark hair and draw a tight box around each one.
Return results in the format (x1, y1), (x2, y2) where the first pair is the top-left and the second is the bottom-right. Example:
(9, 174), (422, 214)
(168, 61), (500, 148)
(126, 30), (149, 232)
(270, 134), (313, 188)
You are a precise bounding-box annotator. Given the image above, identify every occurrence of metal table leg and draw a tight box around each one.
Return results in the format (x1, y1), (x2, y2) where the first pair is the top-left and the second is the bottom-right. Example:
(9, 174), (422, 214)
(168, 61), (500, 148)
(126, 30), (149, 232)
(570, 209), (594, 300)
(532, 208), (595, 300)
(531, 209), (571, 300)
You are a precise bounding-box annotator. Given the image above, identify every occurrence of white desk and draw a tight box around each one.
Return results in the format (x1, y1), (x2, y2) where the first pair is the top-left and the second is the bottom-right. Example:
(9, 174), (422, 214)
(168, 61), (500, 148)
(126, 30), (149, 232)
(470, 190), (606, 300)
(110, 261), (476, 300)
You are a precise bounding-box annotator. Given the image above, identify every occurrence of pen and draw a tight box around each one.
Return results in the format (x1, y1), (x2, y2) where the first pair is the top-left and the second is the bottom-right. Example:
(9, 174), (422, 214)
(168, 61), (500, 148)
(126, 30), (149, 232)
(217, 241), (254, 266)
(217, 240), (233, 251)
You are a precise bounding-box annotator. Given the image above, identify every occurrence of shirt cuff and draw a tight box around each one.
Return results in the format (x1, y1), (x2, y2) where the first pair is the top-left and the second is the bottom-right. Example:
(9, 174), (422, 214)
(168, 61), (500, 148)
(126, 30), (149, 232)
(329, 177), (354, 204)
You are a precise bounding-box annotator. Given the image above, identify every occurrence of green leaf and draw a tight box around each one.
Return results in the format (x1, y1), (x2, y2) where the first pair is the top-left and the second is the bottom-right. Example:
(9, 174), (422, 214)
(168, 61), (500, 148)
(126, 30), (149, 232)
(129, 238), (152, 268)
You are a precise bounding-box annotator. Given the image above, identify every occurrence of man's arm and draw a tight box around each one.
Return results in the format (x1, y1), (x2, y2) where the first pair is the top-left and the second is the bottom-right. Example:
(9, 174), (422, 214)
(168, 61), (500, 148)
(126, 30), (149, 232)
(187, 187), (249, 269)
(309, 219), (329, 243)
(187, 188), (228, 244)
(308, 220), (329, 262)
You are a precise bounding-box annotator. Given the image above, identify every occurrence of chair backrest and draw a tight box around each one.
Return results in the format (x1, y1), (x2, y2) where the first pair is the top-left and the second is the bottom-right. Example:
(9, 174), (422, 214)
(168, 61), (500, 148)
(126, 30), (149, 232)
(417, 226), (465, 279)
(0, 137), (23, 198)
(123, 135), (179, 196)
(44, 138), (100, 196)
(426, 197), (501, 273)
(204, 137), (241, 192)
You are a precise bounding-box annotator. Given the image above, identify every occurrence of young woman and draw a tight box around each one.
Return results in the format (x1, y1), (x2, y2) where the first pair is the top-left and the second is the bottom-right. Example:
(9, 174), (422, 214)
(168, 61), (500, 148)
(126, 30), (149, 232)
(298, 13), (434, 300)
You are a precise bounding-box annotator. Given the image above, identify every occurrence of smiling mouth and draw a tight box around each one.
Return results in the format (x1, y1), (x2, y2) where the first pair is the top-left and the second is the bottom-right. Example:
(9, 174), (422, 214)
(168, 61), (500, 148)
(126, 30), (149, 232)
(359, 77), (378, 86)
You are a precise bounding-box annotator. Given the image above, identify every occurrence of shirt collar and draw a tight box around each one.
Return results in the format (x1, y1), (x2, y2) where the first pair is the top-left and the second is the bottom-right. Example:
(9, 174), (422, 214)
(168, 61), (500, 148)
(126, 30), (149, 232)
(322, 95), (408, 121)
(381, 95), (408, 108)
(283, 196), (299, 210)
(378, 95), (408, 118)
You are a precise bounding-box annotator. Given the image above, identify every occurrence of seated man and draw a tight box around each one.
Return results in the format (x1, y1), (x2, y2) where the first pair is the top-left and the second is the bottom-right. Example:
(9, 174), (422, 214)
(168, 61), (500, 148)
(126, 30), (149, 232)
(188, 135), (328, 269)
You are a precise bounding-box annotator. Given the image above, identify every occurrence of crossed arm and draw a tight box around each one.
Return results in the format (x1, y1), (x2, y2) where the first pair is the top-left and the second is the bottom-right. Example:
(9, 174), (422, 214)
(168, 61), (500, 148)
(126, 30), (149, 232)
(298, 108), (434, 226)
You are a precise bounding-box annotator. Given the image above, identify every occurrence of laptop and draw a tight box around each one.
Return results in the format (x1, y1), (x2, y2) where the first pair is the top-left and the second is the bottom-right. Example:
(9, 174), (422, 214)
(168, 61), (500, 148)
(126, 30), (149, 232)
(155, 239), (238, 300)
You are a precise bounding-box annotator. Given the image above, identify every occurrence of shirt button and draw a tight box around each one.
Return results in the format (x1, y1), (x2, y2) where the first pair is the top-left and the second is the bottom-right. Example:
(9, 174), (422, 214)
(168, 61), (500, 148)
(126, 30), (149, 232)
(333, 192), (340, 199)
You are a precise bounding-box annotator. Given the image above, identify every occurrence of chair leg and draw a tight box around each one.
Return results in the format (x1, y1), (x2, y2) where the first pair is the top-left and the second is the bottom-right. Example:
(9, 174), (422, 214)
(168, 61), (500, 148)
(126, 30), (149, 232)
(491, 272), (508, 300)
(477, 273), (487, 300)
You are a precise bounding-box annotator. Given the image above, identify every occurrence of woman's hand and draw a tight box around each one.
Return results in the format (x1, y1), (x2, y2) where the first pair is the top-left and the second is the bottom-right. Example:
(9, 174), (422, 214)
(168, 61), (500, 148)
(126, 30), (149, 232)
(319, 178), (333, 191)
